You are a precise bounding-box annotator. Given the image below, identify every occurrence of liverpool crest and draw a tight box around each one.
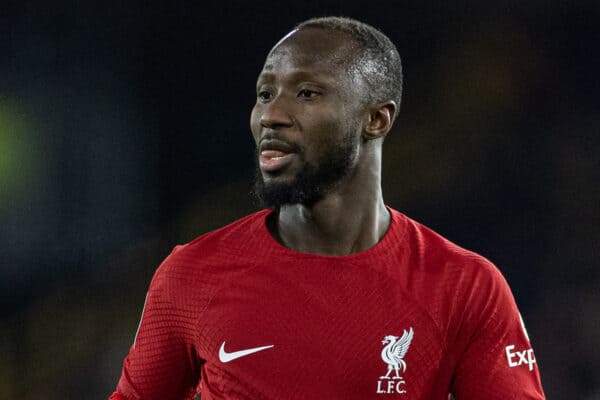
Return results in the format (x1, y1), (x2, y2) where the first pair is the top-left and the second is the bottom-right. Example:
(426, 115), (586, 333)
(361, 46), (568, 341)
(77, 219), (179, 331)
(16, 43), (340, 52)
(376, 327), (414, 394)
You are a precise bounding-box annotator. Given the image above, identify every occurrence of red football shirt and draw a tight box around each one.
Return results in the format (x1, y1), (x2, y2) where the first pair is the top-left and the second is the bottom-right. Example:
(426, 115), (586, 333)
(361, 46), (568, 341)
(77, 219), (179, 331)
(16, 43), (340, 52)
(110, 208), (545, 399)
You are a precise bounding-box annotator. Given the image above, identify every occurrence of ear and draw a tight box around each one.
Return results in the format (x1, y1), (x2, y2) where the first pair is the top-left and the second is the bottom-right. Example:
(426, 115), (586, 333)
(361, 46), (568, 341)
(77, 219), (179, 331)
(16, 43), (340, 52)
(363, 101), (397, 140)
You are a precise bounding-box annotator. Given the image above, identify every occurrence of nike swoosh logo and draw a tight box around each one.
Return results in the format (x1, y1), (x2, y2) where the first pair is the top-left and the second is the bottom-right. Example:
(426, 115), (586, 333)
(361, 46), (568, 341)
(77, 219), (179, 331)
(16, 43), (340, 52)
(218, 341), (274, 363)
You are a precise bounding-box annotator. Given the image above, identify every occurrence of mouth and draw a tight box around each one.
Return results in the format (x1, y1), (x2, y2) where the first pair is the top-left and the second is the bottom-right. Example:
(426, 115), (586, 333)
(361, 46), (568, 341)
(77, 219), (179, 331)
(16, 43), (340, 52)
(258, 139), (299, 173)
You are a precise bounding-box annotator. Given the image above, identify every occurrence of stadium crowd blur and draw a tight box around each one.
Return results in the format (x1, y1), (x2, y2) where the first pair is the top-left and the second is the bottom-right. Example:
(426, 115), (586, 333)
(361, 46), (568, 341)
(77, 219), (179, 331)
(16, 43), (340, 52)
(1, 1), (598, 398)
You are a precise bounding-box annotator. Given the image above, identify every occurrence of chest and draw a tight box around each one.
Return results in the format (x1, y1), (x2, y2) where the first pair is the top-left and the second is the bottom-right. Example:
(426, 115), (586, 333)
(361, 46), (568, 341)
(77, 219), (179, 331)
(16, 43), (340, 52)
(196, 263), (451, 399)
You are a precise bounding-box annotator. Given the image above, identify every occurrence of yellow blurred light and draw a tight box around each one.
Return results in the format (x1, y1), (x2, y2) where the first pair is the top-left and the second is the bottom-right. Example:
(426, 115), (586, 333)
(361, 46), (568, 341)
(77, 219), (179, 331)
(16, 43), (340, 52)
(0, 98), (36, 212)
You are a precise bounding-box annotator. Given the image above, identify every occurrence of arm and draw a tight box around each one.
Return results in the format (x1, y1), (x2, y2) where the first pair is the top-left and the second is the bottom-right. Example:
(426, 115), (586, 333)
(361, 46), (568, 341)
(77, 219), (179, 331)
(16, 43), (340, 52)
(450, 260), (545, 399)
(110, 248), (201, 400)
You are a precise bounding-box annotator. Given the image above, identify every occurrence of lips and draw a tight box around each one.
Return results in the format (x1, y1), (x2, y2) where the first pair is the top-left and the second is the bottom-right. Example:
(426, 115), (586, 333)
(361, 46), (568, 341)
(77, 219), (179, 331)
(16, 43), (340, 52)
(260, 150), (296, 172)
(258, 139), (299, 173)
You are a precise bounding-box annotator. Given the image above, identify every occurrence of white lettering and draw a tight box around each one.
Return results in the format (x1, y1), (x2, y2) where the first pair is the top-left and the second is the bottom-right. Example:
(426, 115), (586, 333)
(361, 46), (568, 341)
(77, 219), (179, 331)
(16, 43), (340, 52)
(386, 380), (395, 392)
(525, 349), (536, 371)
(505, 344), (536, 371)
(396, 380), (407, 394)
(505, 344), (518, 367)
(376, 379), (407, 394)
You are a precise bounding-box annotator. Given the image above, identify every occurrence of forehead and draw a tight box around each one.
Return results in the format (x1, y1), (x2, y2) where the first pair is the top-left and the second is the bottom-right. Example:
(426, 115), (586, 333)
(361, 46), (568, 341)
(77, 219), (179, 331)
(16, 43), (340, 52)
(259, 28), (358, 80)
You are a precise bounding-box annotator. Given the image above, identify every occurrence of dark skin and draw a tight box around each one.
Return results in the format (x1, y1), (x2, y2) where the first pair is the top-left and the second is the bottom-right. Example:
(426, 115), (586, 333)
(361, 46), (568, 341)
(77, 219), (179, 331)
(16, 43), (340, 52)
(250, 27), (398, 256)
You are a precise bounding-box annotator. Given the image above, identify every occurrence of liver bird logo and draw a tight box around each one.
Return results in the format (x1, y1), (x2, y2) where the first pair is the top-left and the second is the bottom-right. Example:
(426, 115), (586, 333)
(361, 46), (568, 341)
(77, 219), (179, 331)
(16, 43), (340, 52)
(380, 327), (414, 379)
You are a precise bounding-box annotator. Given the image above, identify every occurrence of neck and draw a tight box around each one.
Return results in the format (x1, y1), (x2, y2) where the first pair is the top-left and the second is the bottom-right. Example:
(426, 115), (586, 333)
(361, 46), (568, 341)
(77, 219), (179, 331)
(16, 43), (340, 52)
(270, 145), (390, 256)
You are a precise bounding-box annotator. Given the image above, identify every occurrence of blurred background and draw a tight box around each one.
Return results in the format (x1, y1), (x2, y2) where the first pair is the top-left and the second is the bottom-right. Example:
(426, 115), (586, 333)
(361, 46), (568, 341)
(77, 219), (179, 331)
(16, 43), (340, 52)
(1, 0), (598, 398)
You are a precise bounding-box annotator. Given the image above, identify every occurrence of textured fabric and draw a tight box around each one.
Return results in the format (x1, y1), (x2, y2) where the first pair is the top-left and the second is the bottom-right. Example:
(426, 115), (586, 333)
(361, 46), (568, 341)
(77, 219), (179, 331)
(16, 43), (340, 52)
(111, 208), (545, 399)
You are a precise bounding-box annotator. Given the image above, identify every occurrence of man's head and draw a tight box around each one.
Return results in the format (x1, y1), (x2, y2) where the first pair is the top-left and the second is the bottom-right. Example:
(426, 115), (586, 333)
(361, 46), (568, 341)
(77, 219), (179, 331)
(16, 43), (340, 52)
(251, 17), (402, 208)
(294, 17), (403, 110)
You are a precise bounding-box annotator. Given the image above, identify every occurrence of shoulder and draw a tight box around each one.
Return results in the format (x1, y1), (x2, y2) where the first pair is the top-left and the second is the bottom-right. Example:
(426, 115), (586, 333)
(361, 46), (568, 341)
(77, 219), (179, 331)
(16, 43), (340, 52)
(390, 210), (520, 341)
(150, 210), (271, 288)
(170, 209), (270, 261)
(388, 208), (509, 306)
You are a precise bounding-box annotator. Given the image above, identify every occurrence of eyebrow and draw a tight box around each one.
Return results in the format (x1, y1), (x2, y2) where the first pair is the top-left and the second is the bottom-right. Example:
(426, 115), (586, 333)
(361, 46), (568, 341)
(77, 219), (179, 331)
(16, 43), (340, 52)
(256, 69), (337, 87)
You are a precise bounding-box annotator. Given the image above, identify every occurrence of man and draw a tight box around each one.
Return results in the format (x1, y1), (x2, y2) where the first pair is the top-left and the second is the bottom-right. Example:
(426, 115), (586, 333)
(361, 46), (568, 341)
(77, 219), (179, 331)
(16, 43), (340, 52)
(110, 17), (545, 399)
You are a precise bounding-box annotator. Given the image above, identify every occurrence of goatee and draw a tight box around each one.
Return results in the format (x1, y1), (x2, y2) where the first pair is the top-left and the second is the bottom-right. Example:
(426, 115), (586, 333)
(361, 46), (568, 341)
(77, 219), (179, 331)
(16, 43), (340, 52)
(253, 135), (357, 208)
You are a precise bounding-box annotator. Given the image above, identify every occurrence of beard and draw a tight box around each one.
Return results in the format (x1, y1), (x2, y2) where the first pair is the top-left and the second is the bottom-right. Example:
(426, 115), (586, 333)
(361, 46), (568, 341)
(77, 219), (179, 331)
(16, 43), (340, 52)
(253, 134), (358, 209)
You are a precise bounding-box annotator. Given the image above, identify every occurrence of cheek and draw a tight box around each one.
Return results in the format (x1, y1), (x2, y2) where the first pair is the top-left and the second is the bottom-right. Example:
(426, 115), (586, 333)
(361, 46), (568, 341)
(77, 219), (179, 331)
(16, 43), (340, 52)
(303, 120), (343, 161)
(249, 105), (261, 143)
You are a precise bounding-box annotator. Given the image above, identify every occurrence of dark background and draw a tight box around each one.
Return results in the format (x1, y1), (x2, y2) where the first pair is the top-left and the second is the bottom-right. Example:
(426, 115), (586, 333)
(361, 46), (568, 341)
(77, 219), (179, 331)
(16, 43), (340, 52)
(1, 1), (598, 398)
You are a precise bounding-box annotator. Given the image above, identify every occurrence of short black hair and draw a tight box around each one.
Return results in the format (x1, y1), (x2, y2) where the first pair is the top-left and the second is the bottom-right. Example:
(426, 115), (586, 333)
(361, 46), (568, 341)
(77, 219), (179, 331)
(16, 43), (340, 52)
(296, 16), (403, 111)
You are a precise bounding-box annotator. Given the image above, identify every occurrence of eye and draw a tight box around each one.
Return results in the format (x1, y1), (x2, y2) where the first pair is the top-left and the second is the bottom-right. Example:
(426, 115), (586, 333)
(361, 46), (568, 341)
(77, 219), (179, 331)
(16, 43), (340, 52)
(298, 89), (319, 99)
(257, 90), (273, 102)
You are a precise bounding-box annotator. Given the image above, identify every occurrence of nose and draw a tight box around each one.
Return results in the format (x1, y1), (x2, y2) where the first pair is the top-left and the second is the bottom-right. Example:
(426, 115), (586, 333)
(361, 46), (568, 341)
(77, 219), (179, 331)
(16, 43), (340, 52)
(259, 96), (294, 129)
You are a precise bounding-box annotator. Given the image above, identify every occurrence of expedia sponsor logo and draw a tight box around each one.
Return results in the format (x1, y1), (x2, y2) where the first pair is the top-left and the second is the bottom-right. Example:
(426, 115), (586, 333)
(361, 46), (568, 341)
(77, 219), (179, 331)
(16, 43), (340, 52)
(505, 344), (536, 371)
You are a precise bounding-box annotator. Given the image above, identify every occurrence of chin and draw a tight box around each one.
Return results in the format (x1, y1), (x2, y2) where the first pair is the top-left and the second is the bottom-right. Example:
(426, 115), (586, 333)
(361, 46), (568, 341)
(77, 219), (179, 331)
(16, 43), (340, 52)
(254, 176), (301, 209)
(260, 172), (295, 186)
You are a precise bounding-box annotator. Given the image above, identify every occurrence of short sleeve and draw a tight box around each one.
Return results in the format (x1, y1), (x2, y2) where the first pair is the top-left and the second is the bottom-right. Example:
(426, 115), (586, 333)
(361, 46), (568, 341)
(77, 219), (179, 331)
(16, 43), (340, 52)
(111, 247), (200, 400)
(450, 261), (545, 399)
